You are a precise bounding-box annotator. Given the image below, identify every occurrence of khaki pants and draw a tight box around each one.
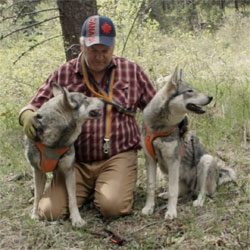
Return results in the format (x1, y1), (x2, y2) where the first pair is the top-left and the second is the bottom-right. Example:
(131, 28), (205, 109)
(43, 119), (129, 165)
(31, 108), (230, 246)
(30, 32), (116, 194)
(38, 150), (138, 220)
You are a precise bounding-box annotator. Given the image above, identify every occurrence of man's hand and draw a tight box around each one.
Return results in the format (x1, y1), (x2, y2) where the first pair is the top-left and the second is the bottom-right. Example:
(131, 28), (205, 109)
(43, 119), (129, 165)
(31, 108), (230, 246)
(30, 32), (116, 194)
(20, 110), (38, 140)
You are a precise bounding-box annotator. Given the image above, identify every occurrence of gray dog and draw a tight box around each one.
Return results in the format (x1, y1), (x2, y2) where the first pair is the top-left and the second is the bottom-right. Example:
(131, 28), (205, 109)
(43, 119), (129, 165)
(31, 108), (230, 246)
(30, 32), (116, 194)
(141, 68), (236, 220)
(24, 83), (103, 227)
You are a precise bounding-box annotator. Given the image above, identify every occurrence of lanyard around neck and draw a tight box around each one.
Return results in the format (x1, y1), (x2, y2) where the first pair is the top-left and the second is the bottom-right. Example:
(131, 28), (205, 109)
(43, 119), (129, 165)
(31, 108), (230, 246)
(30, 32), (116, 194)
(80, 55), (135, 117)
(81, 55), (115, 103)
(81, 55), (115, 154)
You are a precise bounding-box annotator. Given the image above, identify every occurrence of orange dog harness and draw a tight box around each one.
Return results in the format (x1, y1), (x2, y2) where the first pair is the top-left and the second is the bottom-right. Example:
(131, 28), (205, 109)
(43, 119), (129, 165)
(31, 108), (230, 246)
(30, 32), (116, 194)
(35, 142), (70, 173)
(144, 126), (176, 158)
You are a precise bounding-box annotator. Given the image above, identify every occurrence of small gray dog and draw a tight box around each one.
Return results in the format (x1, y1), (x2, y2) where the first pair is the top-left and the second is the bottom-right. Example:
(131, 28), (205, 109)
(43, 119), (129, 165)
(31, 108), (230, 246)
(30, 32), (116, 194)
(141, 68), (236, 220)
(24, 83), (103, 227)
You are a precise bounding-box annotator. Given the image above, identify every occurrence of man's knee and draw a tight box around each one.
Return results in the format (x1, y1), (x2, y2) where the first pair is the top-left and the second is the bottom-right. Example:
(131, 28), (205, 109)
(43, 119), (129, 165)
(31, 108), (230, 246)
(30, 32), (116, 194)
(38, 197), (67, 221)
(96, 195), (133, 217)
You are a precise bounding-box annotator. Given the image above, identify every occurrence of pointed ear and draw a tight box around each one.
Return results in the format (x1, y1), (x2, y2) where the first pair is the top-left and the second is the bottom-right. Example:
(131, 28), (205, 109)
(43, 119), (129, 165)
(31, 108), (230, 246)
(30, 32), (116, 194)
(62, 87), (77, 109)
(52, 82), (64, 96)
(52, 82), (77, 109)
(172, 66), (182, 83)
(166, 66), (181, 93)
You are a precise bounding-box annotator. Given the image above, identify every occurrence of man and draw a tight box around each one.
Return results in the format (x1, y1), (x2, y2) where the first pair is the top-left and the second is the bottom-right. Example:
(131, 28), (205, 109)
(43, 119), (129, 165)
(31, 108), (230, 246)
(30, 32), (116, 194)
(19, 15), (156, 220)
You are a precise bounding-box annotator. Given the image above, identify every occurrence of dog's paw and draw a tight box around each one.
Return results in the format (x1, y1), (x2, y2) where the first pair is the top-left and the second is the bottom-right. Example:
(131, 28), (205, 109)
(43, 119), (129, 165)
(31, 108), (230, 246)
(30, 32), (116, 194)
(193, 199), (204, 207)
(30, 211), (39, 220)
(164, 210), (177, 220)
(142, 206), (154, 215)
(158, 192), (168, 200)
(71, 217), (87, 227)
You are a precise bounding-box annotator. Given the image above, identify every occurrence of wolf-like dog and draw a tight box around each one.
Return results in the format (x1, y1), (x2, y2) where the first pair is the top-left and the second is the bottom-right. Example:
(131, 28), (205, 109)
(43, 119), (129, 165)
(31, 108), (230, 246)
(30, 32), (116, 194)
(141, 68), (236, 220)
(24, 84), (103, 227)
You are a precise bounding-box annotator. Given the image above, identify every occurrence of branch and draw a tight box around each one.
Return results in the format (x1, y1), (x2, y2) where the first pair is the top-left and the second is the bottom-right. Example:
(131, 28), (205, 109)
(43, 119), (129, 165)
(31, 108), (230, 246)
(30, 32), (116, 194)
(0, 15), (61, 40)
(121, 0), (146, 56)
(14, 6), (26, 21)
(131, 221), (158, 233)
(13, 35), (62, 65)
(1, 8), (59, 22)
(3, 0), (41, 12)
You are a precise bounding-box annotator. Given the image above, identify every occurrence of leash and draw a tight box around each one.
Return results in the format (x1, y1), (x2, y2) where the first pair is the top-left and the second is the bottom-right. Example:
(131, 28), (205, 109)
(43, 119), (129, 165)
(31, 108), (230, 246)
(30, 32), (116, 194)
(180, 140), (188, 158)
(80, 55), (135, 154)
(80, 55), (135, 117)
(35, 142), (70, 173)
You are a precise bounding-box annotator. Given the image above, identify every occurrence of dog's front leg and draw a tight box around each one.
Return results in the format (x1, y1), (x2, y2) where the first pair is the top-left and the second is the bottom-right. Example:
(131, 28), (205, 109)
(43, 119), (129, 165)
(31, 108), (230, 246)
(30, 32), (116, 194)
(31, 168), (46, 219)
(165, 159), (180, 220)
(63, 167), (86, 227)
(142, 156), (157, 215)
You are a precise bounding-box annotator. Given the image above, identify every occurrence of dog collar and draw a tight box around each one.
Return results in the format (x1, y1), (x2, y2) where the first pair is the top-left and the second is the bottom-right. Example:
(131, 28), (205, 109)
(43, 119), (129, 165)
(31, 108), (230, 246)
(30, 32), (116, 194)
(35, 142), (70, 173)
(144, 126), (176, 158)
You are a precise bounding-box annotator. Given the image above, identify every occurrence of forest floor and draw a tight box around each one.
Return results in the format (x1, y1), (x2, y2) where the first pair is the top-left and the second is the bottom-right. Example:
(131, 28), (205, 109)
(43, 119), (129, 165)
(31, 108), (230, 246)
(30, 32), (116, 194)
(0, 129), (249, 249)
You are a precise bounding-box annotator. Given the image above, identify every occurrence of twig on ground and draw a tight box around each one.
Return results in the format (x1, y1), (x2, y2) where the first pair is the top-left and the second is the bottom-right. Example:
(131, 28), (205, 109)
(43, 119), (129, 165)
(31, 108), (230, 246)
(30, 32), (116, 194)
(131, 221), (158, 233)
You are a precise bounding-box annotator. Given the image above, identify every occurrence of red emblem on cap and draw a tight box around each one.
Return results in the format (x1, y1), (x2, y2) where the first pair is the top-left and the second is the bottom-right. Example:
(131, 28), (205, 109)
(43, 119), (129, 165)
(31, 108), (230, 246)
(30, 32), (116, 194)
(101, 22), (112, 34)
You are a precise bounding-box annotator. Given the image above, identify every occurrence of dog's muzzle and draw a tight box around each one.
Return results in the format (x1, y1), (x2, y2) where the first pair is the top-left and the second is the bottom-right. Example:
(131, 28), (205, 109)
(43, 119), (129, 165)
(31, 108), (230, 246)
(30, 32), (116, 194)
(89, 109), (102, 118)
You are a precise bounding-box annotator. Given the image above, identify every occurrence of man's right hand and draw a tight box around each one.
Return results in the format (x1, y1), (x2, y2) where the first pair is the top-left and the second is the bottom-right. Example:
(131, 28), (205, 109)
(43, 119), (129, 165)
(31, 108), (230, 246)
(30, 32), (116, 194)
(20, 110), (38, 140)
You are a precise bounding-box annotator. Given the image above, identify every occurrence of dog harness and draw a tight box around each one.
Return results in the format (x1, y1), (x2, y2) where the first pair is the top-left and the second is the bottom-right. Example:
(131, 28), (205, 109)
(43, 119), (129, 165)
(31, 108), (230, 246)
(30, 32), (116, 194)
(35, 142), (70, 173)
(81, 55), (135, 154)
(144, 126), (176, 158)
(144, 125), (188, 159)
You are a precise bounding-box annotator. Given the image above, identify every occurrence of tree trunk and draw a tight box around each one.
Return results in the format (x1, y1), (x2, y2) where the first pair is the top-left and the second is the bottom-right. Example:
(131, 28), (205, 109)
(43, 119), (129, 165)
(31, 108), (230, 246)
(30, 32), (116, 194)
(234, 0), (239, 11)
(57, 0), (97, 61)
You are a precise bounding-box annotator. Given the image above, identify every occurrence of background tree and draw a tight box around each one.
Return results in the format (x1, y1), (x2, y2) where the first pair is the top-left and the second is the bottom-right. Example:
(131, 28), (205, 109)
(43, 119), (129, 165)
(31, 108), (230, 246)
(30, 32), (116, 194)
(147, 0), (250, 32)
(0, 0), (97, 61)
(57, 0), (97, 60)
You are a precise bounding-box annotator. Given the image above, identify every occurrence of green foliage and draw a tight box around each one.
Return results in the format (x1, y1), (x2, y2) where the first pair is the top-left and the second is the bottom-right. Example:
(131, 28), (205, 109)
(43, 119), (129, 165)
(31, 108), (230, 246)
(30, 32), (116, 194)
(148, 0), (226, 32)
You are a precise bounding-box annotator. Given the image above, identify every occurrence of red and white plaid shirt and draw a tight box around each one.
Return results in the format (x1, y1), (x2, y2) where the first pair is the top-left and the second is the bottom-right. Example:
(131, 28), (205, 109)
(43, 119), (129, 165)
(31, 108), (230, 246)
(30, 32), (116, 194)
(21, 53), (156, 162)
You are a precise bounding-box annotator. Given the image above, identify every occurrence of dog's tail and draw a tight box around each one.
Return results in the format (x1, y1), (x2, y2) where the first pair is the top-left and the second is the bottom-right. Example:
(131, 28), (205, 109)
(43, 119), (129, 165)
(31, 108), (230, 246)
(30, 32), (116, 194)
(218, 167), (236, 185)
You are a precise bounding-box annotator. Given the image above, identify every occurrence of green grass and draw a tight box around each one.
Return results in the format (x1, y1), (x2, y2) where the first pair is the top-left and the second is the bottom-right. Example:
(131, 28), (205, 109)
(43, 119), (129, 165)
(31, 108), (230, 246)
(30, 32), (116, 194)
(0, 1), (250, 249)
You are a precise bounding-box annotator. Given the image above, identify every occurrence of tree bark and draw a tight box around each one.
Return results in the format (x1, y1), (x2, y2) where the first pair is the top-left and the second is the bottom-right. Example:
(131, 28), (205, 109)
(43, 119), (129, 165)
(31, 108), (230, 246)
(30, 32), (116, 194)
(57, 0), (97, 61)
(234, 0), (239, 11)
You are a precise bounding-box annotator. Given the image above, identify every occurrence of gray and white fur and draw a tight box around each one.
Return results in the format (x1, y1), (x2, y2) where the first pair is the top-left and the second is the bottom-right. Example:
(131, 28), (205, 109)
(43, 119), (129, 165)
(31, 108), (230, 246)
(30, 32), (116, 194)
(141, 68), (236, 220)
(24, 83), (103, 227)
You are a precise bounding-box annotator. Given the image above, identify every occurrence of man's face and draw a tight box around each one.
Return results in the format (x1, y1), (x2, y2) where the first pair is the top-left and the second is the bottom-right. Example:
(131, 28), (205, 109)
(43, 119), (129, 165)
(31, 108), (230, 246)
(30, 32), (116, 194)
(83, 44), (114, 73)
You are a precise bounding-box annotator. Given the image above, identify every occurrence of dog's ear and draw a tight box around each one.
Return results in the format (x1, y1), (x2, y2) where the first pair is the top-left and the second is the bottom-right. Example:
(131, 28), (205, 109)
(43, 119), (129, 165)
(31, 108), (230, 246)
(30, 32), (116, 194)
(62, 88), (78, 109)
(52, 82), (77, 109)
(167, 66), (181, 93)
(52, 82), (64, 96)
(172, 66), (182, 83)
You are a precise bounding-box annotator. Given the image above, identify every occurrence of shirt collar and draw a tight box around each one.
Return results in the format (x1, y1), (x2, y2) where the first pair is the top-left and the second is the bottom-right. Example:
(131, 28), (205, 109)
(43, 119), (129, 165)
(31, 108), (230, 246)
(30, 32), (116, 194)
(75, 52), (116, 76)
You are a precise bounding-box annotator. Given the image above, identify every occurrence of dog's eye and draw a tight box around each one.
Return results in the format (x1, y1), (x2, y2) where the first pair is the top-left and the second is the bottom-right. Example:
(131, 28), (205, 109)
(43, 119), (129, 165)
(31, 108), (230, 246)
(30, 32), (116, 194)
(187, 89), (194, 93)
(36, 114), (42, 119)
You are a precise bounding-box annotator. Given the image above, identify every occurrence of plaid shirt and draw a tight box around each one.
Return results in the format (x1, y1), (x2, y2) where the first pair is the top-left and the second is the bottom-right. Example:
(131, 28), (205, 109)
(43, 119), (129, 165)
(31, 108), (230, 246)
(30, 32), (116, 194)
(21, 53), (156, 162)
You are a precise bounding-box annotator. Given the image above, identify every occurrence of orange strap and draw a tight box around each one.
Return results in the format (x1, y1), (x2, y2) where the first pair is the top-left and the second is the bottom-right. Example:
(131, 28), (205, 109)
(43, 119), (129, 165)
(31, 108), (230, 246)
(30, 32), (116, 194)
(80, 55), (115, 154)
(81, 55), (135, 116)
(144, 126), (176, 158)
(103, 70), (115, 153)
(81, 55), (114, 104)
(35, 142), (70, 173)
